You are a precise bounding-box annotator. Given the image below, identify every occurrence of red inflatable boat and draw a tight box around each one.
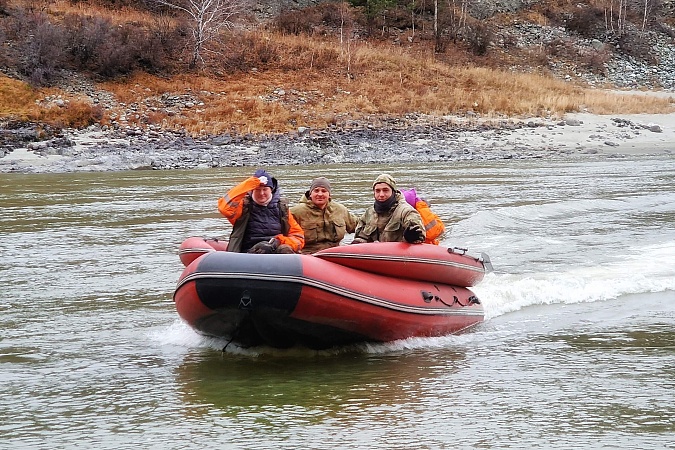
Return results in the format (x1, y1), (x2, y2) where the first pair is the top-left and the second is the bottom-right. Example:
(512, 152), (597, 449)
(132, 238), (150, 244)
(174, 238), (490, 349)
(314, 242), (490, 287)
(178, 236), (229, 267)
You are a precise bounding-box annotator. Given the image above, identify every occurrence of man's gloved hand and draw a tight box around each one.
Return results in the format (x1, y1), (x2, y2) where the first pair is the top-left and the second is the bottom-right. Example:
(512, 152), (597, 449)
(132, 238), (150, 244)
(248, 238), (279, 254)
(403, 226), (424, 244)
(257, 175), (268, 186)
(276, 244), (295, 254)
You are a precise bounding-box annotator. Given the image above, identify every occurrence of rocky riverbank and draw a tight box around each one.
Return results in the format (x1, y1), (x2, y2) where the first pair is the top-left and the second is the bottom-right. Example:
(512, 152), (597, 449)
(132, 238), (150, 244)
(2, 0), (675, 174)
(1, 107), (673, 173)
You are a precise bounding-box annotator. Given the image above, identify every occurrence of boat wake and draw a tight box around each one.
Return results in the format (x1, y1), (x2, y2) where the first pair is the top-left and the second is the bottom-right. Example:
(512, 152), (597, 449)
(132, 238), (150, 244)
(474, 241), (675, 320)
(151, 317), (486, 356)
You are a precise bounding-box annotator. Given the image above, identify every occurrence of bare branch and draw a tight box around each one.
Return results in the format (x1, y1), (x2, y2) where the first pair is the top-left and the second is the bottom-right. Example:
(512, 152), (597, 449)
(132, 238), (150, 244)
(153, 0), (245, 68)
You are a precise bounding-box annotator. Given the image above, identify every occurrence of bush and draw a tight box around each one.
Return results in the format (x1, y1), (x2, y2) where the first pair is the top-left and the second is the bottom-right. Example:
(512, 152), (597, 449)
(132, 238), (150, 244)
(581, 49), (610, 74)
(274, 3), (358, 36)
(616, 31), (658, 64)
(463, 21), (493, 56)
(274, 9), (320, 35)
(18, 12), (68, 86)
(63, 12), (177, 77)
(566, 5), (605, 39)
(219, 33), (280, 72)
(316, 2), (355, 29)
(63, 13), (110, 69)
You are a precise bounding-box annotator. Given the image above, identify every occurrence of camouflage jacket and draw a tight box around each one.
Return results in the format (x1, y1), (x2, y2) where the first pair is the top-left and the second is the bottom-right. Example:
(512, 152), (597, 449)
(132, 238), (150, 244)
(353, 192), (426, 243)
(290, 194), (357, 254)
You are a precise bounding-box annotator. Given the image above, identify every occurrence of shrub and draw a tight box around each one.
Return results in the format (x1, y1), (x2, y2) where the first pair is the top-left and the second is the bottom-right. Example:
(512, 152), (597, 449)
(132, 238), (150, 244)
(63, 13), (111, 68)
(565, 5), (605, 38)
(616, 31), (658, 64)
(274, 3), (355, 36)
(581, 48), (610, 74)
(316, 2), (355, 29)
(63, 12), (177, 77)
(18, 13), (68, 86)
(274, 9), (319, 35)
(219, 32), (280, 72)
(462, 21), (493, 56)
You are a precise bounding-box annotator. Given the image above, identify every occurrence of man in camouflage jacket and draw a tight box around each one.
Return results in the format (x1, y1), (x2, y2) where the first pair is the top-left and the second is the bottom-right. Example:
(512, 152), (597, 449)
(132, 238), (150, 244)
(352, 173), (426, 244)
(291, 177), (357, 254)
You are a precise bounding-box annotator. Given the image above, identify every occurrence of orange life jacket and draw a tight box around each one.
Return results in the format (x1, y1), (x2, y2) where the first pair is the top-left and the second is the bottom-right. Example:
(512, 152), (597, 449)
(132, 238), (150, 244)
(414, 200), (445, 245)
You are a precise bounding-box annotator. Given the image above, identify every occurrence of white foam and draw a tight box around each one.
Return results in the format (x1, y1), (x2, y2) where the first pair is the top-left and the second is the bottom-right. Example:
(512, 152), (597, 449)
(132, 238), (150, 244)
(147, 319), (203, 347)
(475, 240), (675, 319)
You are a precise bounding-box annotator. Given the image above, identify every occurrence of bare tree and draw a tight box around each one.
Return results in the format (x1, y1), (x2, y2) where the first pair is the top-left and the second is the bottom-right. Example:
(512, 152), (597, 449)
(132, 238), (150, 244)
(641, 0), (658, 31)
(153, 0), (245, 68)
(338, 1), (355, 80)
(434, 0), (438, 50)
(603, 0), (628, 35)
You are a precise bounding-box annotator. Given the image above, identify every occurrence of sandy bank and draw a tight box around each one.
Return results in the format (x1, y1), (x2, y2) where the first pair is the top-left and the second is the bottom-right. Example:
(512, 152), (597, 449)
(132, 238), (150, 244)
(505, 112), (675, 156)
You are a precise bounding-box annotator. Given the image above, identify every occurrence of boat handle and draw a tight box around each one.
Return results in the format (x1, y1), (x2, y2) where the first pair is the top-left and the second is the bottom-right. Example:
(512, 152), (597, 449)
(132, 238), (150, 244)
(448, 246), (468, 255)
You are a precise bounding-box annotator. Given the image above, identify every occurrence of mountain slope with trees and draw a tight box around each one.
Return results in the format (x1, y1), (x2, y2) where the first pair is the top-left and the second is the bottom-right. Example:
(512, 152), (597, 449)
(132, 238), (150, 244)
(0, 0), (674, 139)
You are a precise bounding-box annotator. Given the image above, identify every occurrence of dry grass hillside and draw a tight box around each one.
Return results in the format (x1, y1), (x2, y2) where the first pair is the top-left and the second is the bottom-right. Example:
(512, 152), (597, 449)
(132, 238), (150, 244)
(1, 0), (674, 137)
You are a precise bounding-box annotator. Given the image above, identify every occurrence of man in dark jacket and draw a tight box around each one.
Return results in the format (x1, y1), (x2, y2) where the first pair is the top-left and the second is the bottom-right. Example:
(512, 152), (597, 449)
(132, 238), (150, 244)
(218, 169), (305, 254)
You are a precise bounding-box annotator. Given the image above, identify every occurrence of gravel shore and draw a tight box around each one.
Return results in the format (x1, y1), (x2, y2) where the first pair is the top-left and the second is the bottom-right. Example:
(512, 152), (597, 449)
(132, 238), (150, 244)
(1, 105), (673, 174)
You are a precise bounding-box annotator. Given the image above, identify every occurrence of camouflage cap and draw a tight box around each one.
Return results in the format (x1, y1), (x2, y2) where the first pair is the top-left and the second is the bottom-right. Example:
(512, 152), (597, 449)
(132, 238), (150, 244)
(372, 173), (397, 191)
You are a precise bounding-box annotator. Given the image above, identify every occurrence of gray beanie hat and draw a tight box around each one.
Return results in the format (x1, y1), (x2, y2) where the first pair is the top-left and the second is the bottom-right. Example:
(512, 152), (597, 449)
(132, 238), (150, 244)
(372, 173), (397, 191)
(309, 177), (331, 194)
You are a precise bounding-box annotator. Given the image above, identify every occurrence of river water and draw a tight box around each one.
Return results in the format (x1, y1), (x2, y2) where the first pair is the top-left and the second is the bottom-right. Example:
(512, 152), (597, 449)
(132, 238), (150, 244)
(1, 157), (674, 449)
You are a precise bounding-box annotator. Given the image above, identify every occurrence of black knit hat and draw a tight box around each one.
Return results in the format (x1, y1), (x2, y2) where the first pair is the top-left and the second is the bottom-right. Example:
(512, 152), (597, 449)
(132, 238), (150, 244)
(253, 168), (277, 191)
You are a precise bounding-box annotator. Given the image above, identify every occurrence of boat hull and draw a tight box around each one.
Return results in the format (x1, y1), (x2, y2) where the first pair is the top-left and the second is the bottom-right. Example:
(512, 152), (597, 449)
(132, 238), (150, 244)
(174, 251), (484, 349)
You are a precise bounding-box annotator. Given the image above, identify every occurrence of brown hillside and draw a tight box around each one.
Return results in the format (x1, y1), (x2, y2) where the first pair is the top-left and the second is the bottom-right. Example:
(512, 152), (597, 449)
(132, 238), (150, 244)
(0, 0), (673, 137)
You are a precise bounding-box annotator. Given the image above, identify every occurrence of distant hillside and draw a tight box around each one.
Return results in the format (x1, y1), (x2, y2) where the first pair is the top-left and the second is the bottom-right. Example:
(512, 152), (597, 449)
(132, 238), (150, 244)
(1, 0), (673, 86)
(0, 0), (673, 139)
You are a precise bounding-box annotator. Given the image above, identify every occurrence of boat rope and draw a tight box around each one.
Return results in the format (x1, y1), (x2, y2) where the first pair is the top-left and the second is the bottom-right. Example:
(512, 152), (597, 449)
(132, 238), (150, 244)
(435, 294), (480, 307)
(421, 290), (481, 307)
(316, 252), (484, 273)
(222, 326), (239, 352)
(222, 336), (235, 352)
(222, 318), (246, 352)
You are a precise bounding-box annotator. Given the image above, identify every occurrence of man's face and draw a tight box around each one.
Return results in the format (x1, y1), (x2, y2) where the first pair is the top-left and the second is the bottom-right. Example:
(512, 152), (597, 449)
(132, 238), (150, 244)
(373, 183), (393, 202)
(310, 187), (330, 209)
(251, 186), (273, 205)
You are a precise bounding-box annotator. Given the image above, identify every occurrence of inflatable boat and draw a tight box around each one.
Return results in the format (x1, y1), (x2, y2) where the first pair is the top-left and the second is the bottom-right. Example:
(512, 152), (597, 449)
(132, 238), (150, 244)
(174, 238), (490, 349)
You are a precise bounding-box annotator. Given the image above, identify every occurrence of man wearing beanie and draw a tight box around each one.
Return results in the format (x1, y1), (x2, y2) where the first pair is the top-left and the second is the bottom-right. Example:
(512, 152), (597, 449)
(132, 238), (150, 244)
(218, 168), (305, 254)
(291, 176), (358, 254)
(352, 173), (426, 244)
